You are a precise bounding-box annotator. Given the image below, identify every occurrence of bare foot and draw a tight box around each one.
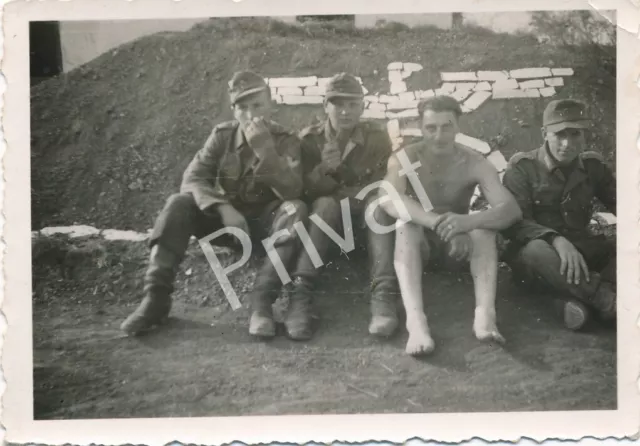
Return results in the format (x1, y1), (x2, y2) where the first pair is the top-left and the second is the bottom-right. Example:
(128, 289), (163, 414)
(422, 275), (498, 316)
(473, 307), (505, 344)
(405, 319), (435, 356)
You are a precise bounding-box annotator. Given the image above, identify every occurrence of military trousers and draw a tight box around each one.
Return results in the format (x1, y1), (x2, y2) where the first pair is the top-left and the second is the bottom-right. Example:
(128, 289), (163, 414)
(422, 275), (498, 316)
(292, 195), (397, 293)
(149, 193), (308, 296)
(508, 233), (616, 303)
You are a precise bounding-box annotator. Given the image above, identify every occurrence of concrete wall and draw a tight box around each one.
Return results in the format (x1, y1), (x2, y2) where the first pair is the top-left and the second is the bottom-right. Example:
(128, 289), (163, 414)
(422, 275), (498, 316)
(355, 13), (453, 28)
(60, 19), (207, 72)
(59, 13), (553, 73)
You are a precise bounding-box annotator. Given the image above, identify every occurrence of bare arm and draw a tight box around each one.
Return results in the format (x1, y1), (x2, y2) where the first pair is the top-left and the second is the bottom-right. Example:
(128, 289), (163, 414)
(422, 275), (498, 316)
(379, 154), (441, 229)
(466, 161), (522, 231)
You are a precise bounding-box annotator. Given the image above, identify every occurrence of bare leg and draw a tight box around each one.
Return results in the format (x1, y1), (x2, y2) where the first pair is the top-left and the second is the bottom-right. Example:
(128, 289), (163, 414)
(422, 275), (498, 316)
(394, 223), (435, 355)
(468, 229), (505, 344)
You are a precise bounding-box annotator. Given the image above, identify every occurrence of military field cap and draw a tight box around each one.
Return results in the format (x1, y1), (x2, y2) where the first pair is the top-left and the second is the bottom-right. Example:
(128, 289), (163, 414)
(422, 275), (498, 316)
(325, 72), (364, 100)
(228, 70), (269, 105)
(543, 99), (591, 132)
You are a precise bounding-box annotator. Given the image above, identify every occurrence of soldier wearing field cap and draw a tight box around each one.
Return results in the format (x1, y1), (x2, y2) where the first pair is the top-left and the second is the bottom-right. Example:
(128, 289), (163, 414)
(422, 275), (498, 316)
(288, 72), (399, 341)
(121, 70), (308, 338)
(502, 99), (616, 330)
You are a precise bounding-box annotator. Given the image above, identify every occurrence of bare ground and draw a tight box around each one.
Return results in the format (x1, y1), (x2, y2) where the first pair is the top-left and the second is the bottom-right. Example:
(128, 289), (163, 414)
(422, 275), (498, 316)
(33, 237), (616, 419)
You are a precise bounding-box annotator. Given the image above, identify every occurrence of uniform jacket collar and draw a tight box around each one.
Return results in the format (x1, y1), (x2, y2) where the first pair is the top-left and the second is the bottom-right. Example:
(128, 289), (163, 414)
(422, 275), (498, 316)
(323, 120), (365, 160)
(538, 142), (585, 173)
(537, 143), (587, 193)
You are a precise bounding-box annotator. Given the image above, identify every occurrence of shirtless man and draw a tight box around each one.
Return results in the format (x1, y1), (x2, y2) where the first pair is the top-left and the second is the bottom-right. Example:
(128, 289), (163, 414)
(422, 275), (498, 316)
(381, 95), (522, 355)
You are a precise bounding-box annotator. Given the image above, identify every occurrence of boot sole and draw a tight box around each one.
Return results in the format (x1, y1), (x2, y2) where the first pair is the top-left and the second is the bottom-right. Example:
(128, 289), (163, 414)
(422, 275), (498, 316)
(564, 300), (589, 331)
(120, 315), (170, 337)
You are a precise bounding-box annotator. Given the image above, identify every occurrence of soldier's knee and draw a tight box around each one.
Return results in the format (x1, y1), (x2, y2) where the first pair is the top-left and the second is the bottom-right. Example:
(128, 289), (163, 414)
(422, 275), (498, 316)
(282, 199), (308, 219)
(274, 200), (308, 233)
(165, 193), (196, 212)
(520, 239), (554, 261)
(469, 228), (496, 242)
(311, 196), (342, 221)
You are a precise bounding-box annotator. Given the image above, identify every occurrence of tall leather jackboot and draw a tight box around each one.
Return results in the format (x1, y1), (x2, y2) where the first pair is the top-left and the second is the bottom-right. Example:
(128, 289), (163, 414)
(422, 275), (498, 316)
(285, 276), (315, 341)
(120, 244), (180, 336)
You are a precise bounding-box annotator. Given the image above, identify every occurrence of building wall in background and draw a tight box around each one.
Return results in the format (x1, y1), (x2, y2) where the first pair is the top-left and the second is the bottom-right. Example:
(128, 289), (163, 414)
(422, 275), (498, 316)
(59, 13), (542, 73)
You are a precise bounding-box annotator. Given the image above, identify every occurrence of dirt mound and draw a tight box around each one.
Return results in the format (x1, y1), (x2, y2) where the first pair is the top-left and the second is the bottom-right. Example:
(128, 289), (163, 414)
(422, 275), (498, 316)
(30, 18), (616, 231)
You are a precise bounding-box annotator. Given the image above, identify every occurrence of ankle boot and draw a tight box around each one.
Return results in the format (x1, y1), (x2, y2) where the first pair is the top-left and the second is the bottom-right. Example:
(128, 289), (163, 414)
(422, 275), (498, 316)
(368, 281), (399, 337)
(592, 282), (616, 320)
(120, 244), (180, 336)
(285, 277), (315, 341)
(248, 277), (280, 338)
(554, 298), (591, 331)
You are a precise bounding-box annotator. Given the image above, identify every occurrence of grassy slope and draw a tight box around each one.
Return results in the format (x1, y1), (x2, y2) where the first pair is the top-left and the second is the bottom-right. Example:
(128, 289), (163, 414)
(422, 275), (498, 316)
(30, 18), (615, 231)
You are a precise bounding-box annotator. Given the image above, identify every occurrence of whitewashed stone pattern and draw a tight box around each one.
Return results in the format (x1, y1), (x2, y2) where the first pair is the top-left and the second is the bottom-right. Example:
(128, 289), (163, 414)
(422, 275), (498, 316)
(492, 89), (530, 99)
(509, 68), (552, 79)
(277, 87), (303, 96)
(281, 95), (323, 105)
(487, 151), (508, 172)
(102, 229), (149, 242)
(463, 91), (492, 111)
(304, 86), (325, 96)
(362, 109), (387, 120)
(474, 82), (492, 91)
(388, 70), (404, 83)
(441, 72), (478, 82)
(552, 68), (574, 76)
(368, 102), (387, 111)
(545, 77), (564, 87)
(269, 76), (318, 87)
(40, 225), (100, 238)
(477, 71), (510, 81)
(492, 79), (519, 90)
(404, 63), (424, 72)
(398, 92), (416, 102)
(455, 133), (491, 155)
(539, 87), (557, 97)
(390, 81), (408, 94)
(518, 79), (545, 89)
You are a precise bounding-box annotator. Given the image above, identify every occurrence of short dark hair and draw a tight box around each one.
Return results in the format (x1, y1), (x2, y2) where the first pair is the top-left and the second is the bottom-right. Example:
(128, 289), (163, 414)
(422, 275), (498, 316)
(418, 95), (462, 120)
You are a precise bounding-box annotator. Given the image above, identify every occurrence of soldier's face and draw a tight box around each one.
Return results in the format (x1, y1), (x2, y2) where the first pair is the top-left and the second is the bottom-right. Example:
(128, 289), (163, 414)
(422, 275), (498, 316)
(544, 127), (585, 165)
(324, 97), (364, 132)
(421, 110), (459, 152)
(232, 91), (272, 128)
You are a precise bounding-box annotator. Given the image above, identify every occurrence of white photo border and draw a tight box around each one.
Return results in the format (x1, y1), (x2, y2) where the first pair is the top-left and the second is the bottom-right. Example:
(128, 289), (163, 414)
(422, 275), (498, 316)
(2, 0), (639, 444)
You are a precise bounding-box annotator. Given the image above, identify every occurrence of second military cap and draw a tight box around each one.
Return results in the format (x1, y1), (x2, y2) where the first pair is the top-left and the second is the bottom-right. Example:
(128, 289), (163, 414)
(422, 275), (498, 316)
(228, 70), (269, 105)
(324, 73), (364, 100)
(543, 99), (591, 132)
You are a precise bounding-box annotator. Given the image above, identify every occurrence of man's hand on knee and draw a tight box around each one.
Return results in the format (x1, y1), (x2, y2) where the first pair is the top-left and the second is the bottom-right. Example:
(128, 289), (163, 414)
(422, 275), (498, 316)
(434, 212), (474, 242)
(214, 203), (250, 236)
(551, 236), (590, 285)
(447, 233), (472, 262)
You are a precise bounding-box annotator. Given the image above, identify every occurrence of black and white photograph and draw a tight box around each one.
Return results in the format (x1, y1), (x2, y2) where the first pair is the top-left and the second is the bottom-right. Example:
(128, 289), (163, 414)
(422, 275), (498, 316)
(3, 0), (639, 444)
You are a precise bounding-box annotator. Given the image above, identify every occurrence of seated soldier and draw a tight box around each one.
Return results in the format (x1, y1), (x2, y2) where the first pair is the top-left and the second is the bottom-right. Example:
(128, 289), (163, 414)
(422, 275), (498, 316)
(501, 99), (616, 330)
(287, 72), (399, 341)
(120, 70), (307, 338)
(381, 96), (522, 356)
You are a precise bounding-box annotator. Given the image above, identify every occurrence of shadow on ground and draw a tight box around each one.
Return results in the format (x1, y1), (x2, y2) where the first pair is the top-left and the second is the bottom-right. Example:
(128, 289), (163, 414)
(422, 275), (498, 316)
(32, 240), (616, 419)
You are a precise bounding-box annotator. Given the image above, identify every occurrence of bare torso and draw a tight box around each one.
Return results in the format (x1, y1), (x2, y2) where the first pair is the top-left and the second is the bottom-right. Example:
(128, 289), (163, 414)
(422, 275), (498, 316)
(403, 142), (485, 214)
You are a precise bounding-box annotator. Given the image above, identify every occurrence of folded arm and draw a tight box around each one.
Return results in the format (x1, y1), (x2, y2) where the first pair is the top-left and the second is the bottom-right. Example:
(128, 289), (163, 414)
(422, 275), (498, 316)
(379, 154), (441, 229)
(466, 161), (523, 231)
